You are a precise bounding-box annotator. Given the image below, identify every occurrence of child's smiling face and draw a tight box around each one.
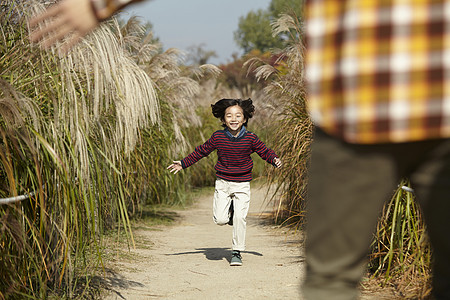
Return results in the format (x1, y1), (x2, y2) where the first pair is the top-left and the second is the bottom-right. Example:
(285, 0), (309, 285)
(223, 105), (246, 135)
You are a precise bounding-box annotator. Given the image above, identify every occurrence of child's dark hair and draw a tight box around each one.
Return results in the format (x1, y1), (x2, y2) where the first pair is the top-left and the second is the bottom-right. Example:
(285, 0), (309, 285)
(211, 98), (255, 127)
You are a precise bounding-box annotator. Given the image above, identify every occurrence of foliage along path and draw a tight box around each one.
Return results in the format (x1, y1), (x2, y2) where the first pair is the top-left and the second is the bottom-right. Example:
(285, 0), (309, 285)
(102, 184), (305, 299)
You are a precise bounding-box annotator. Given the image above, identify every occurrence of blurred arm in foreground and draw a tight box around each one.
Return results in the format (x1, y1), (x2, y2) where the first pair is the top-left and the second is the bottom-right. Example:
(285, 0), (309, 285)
(29, 0), (144, 53)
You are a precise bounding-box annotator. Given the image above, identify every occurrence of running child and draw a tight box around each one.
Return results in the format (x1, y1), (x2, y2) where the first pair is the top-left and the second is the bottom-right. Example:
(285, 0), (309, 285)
(167, 98), (282, 266)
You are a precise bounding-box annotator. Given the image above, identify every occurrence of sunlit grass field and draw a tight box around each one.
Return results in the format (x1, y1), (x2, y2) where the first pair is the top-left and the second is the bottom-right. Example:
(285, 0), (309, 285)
(0, 1), (431, 298)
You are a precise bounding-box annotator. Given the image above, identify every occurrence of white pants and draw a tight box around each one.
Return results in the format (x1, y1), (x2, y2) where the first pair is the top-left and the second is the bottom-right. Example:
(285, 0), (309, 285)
(213, 178), (251, 251)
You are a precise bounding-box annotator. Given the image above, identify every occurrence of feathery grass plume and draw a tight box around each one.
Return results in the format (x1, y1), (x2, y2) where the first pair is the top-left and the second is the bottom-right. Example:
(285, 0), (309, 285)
(140, 45), (221, 154)
(247, 12), (309, 227)
(191, 63), (222, 81)
(118, 26), (198, 153)
(0, 79), (41, 132)
(56, 18), (160, 162)
(29, 3), (159, 153)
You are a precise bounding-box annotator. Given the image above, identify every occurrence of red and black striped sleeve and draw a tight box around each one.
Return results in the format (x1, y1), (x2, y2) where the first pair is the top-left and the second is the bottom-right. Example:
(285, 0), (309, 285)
(180, 132), (217, 169)
(250, 133), (277, 165)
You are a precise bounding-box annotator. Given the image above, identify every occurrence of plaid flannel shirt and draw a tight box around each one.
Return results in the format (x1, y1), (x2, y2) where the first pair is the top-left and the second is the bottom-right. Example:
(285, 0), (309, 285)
(305, 0), (450, 144)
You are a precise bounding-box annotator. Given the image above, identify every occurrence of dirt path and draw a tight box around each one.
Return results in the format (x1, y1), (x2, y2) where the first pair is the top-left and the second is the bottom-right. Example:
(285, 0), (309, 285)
(103, 184), (305, 299)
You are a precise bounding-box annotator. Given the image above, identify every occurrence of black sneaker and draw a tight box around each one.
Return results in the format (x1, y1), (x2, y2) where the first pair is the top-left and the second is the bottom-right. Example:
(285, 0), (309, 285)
(230, 250), (242, 266)
(228, 201), (234, 226)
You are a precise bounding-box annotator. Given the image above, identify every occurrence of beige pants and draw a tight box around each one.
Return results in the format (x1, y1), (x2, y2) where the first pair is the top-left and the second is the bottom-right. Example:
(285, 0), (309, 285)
(213, 178), (251, 251)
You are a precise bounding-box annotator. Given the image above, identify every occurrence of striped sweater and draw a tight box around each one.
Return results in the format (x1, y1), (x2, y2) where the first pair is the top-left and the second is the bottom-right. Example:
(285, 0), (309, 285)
(181, 130), (278, 182)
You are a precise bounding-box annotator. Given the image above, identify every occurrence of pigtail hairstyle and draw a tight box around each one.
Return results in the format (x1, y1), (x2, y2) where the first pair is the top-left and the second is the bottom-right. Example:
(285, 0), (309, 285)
(240, 98), (255, 120)
(211, 98), (255, 127)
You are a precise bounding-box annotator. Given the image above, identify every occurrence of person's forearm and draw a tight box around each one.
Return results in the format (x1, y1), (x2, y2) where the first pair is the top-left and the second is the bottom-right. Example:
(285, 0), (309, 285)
(29, 0), (147, 52)
(90, 0), (145, 20)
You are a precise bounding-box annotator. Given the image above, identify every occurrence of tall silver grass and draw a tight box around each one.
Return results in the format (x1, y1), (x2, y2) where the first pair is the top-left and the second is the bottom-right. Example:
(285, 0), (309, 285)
(248, 13), (309, 225)
(29, 2), (160, 178)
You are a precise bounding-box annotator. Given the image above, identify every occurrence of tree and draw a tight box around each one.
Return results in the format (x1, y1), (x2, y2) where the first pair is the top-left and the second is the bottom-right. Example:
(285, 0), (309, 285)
(186, 44), (217, 65)
(233, 0), (302, 54)
(269, 0), (302, 19)
(234, 9), (282, 54)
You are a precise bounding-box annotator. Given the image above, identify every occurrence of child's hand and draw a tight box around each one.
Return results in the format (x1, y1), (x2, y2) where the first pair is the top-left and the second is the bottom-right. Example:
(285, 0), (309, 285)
(167, 161), (183, 174)
(274, 158), (282, 168)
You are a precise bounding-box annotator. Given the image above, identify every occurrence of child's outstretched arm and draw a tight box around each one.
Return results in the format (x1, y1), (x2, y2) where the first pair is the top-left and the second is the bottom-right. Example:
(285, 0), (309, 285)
(167, 161), (183, 174)
(250, 134), (282, 168)
(167, 133), (217, 174)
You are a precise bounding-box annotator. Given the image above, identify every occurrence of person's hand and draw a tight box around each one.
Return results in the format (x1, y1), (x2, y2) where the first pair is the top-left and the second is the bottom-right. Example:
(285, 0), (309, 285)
(29, 0), (99, 53)
(274, 157), (282, 168)
(167, 161), (183, 174)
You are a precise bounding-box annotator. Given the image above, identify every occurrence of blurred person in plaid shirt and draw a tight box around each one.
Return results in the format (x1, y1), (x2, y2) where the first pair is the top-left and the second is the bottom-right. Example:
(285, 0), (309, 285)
(304, 1), (450, 299)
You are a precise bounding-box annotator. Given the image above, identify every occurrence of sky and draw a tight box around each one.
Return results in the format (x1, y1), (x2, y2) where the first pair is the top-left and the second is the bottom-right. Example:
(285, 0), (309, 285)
(123, 0), (272, 65)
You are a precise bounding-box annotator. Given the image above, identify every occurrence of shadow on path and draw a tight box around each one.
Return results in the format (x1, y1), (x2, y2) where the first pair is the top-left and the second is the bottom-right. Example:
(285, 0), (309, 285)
(74, 269), (147, 299)
(166, 247), (263, 263)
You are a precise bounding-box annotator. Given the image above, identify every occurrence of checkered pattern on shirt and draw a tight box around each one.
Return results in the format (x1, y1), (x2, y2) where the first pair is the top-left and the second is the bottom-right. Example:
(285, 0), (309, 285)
(305, 0), (450, 144)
